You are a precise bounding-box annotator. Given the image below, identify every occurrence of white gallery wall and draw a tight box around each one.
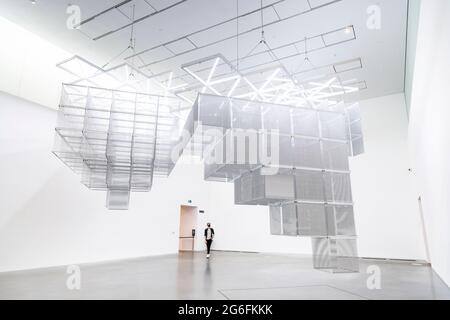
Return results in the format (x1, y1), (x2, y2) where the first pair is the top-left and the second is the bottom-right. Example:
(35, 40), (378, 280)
(0, 16), (70, 110)
(0, 12), (428, 273)
(350, 94), (426, 260)
(408, 0), (450, 286)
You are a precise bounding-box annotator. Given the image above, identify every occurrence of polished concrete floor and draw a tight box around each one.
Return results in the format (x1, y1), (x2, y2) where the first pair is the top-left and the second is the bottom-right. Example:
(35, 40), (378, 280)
(0, 251), (449, 300)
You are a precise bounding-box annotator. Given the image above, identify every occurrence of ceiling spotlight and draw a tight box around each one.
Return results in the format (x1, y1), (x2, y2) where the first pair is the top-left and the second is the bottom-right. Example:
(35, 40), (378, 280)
(30, 0), (36, 4)
(345, 26), (352, 34)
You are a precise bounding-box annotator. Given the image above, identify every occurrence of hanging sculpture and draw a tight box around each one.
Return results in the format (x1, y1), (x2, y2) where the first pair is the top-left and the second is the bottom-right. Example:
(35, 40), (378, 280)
(53, 84), (182, 209)
(50, 0), (366, 272)
(178, 93), (363, 273)
(53, 50), (364, 272)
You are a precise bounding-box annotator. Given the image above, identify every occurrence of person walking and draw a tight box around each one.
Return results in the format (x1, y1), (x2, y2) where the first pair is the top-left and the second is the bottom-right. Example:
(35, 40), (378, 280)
(204, 223), (215, 259)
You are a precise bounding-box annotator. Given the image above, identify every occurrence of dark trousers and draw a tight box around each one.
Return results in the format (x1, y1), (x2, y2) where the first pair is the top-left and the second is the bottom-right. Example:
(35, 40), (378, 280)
(206, 239), (213, 254)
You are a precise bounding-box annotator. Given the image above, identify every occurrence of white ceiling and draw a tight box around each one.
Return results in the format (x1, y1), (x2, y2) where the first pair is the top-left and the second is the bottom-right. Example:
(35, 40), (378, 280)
(0, 0), (408, 101)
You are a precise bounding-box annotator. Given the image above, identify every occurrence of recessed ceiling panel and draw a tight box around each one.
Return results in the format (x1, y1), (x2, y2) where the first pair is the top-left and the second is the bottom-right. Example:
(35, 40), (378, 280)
(139, 46), (174, 66)
(116, 0), (156, 20)
(333, 58), (362, 73)
(308, 0), (340, 9)
(303, 36), (326, 51)
(271, 44), (300, 60)
(237, 0), (284, 15)
(322, 27), (355, 46)
(273, 0), (311, 19)
(238, 7), (279, 34)
(188, 21), (239, 48)
(80, 9), (131, 39)
(72, 0), (126, 18)
(164, 38), (197, 55)
(344, 80), (367, 90)
(146, 0), (185, 11)
(294, 66), (335, 82)
(237, 52), (276, 71)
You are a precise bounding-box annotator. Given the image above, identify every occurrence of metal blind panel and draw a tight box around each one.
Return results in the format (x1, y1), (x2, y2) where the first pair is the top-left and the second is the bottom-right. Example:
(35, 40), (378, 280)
(198, 95), (231, 128)
(324, 172), (353, 203)
(265, 174), (295, 201)
(294, 170), (325, 202)
(263, 105), (292, 135)
(319, 111), (348, 140)
(232, 101), (262, 130)
(293, 138), (322, 168)
(312, 237), (359, 273)
(292, 109), (319, 137)
(321, 141), (350, 171)
(297, 204), (327, 237)
(331, 205), (357, 236)
(281, 203), (298, 236)
(269, 206), (283, 236)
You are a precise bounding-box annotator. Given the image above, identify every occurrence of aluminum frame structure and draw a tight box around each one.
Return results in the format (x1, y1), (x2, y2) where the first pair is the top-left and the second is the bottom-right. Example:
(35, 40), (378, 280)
(56, 52), (365, 110)
(56, 55), (186, 100)
(180, 93), (364, 273)
(53, 84), (182, 210)
(53, 63), (365, 272)
(174, 54), (362, 108)
(123, 0), (345, 67)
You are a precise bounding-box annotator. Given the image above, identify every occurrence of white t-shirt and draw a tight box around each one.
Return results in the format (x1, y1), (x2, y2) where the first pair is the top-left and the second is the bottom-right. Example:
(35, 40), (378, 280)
(206, 228), (213, 240)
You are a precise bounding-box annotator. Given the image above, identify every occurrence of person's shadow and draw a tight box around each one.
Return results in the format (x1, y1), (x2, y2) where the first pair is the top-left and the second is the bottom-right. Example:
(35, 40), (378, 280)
(203, 257), (213, 293)
(205, 259), (211, 276)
